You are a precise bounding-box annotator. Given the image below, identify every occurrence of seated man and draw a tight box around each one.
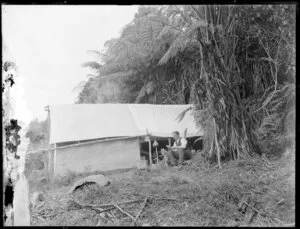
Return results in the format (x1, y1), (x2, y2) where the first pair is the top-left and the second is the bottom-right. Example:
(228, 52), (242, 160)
(164, 131), (192, 167)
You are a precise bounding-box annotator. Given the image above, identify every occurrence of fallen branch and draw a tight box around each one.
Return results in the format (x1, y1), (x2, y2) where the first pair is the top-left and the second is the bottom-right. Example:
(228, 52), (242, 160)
(145, 195), (178, 201)
(113, 203), (136, 222)
(156, 206), (173, 215)
(34, 215), (47, 224)
(99, 213), (114, 224)
(271, 215), (287, 225)
(117, 199), (145, 205)
(69, 198), (143, 209)
(68, 197), (178, 226)
(96, 219), (102, 226)
(40, 212), (58, 218)
(68, 199), (129, 217)
(95, 206), (115, 213)
(133, 197), (148, 225)
(96, 214), (114, 225)
(243, 201), (284, 224)
(98, 213), (108, 222)
(243, 202), (265, 216)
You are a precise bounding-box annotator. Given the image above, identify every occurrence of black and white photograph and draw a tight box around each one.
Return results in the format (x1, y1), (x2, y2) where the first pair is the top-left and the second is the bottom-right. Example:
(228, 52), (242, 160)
(2, 4), (295, 227)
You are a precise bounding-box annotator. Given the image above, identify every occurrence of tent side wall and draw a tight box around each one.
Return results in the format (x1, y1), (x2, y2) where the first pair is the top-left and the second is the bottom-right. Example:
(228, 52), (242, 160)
(53, 137), (140, 177)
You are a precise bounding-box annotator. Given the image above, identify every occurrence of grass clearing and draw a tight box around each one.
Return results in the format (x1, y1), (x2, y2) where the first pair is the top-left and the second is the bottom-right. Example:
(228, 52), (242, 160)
(29, 147), (295, 226)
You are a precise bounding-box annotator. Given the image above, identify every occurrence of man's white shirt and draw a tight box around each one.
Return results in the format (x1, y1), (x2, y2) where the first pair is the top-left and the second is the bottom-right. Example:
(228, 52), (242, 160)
(173, 138), (187, 149)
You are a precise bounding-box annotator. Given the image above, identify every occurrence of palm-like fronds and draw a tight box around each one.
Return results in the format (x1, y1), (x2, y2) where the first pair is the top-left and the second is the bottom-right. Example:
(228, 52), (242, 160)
(156, 26), (179, 41)
(135, 81), (154, 103)
(77, 5), (295, 162)
(159, 20), (207, 65)
(72, 80), (87, 93)
(81, 61), (102, 70)
(176, 106), (192, 122)
(86, 50), (106, 61)
(99, 71), (134, 80)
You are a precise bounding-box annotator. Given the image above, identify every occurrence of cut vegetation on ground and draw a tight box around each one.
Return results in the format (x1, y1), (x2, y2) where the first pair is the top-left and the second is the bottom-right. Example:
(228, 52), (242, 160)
(29, 147), (295, 227)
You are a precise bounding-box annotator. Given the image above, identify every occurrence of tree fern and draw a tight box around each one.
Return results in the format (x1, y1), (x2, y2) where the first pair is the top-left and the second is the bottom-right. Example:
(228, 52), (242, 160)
(156, 25), (179, 41)
(159, 20), (207, 65)
(135, 81), (155, 103)
(77, 5), (295, 162)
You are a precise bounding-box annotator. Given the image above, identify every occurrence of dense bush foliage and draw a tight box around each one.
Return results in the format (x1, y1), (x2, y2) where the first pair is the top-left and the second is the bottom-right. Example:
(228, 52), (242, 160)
(25, 118), (49, 151)
(77, 5), (295, 164)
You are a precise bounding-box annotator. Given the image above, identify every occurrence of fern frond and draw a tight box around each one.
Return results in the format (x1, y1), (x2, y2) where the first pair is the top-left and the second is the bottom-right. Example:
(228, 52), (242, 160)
(140, 24), (153, 45)
(164, 5), (182, 20)
(159, 20), (207, 65)
(72, 80), (87, 93)
(86, 50), (106, 61)
(158, 33), (189, 65)
(135, 84), (147, 103)
(99, 71), (134, 80)
(135, 81), (154, 103)
(98, 62), (123, 75)
(103, 38), (119, 49)
(81, 61), (102, 70)
(176, 106), (193, 122)
(120, 23), (143, 44)
(256, 113), (281, 139)
(120, 22), (136, 37)
(135, 15), (164, 46)
(86, 74), (98, 78)
(110, 40), (128, 55)
(156, 25), (180, 41)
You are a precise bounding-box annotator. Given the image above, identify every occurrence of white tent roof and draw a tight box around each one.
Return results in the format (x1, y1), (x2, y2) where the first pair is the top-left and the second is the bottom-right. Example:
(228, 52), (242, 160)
(49, 104), (203, 144)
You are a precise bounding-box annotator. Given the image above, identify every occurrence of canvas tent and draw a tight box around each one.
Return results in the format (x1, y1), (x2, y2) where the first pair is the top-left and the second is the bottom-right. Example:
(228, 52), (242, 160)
(48, 104), (203, 177)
